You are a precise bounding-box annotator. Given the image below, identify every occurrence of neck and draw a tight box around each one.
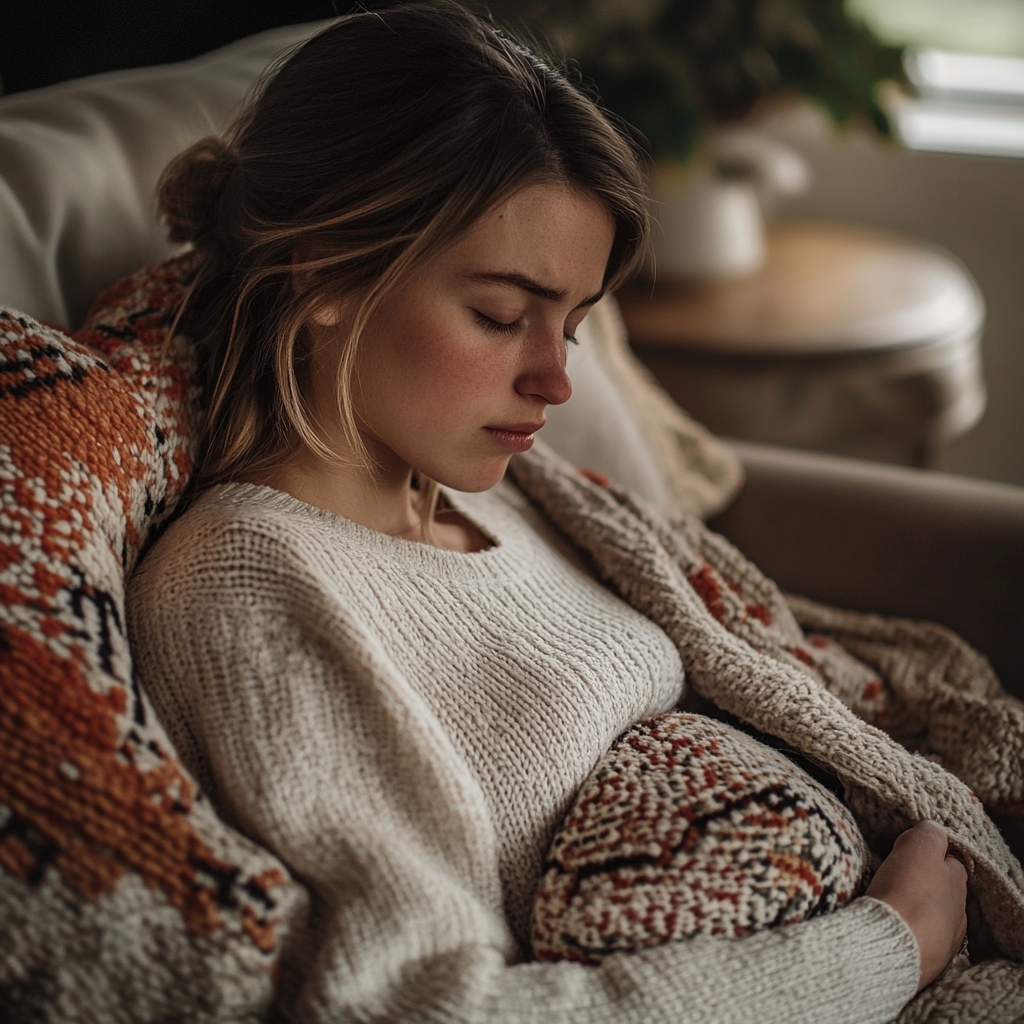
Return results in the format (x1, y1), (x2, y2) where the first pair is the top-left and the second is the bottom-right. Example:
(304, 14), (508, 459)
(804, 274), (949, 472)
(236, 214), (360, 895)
(249, 443), (491, 554)
(256, 442), (426, 541)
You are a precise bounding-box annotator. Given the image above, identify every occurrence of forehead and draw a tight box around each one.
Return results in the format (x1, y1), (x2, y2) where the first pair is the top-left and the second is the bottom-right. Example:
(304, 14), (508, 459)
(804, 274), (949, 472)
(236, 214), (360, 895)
(444, 184), (615, 291)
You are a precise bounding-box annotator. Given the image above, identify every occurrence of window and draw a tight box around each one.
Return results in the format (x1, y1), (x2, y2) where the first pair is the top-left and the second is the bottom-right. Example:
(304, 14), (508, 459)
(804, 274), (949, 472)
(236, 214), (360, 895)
(849, 0), (1024, 58)
(849, 0), (1024, 156)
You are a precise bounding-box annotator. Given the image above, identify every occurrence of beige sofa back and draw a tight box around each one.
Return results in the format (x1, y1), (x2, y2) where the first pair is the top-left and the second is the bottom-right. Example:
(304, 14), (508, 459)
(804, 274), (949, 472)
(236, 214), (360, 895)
(0, 23), (323, 328)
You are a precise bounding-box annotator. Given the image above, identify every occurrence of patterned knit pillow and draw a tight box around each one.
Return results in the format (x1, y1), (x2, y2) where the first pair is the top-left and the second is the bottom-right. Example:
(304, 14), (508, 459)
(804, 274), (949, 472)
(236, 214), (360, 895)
(533, 712), (871, 964)
(0, 258), (303, 1022)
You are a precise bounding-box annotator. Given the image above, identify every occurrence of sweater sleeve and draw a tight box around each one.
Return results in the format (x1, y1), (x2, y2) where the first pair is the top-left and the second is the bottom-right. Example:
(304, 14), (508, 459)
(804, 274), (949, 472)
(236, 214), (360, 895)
(127, 516), (920, 1024)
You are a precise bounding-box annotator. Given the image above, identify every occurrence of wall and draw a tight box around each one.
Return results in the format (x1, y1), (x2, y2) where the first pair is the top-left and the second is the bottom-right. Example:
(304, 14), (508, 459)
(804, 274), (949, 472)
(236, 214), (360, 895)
(764, 105), (1024, 487)
(0, 2), (336, 96)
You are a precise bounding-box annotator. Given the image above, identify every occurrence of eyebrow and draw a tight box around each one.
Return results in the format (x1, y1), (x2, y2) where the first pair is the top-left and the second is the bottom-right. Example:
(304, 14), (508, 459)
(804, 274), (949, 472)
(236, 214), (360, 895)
(467, 272), (604, 310)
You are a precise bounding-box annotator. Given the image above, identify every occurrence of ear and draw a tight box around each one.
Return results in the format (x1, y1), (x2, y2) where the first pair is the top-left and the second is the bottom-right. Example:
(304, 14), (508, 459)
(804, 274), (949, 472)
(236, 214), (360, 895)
(290, 250), (348, 327)
(310, 302), (347, 328)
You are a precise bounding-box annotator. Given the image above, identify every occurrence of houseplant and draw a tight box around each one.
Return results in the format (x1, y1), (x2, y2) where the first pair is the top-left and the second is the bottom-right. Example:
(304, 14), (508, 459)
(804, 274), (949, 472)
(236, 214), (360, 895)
(488, 0), (906, 278)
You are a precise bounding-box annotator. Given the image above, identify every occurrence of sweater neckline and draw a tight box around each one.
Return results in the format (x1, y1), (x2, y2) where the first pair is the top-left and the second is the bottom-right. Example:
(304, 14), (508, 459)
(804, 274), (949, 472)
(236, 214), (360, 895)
(209, 480), (505, 562)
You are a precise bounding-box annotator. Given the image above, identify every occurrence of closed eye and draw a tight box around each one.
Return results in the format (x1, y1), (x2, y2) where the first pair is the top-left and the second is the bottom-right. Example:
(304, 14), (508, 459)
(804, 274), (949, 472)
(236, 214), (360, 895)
(475, 311), (579, 345)
(474, 311), (522, 336)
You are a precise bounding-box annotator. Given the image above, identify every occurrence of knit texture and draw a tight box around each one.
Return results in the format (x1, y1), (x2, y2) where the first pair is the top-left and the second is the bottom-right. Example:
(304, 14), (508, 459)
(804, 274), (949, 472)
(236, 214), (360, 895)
(533, 712), (871, 963)
(0, 263), (304, 1022)
(128, 476), (920, 1024)
(2, 253), (1022, 1022)
(508, 443), (1024, 1018)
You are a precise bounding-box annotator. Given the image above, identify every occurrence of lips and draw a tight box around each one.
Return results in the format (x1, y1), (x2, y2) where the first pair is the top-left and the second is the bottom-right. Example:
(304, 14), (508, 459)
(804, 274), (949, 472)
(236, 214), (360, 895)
(483, 421), (544, 453)
(488, 421), (545, 434)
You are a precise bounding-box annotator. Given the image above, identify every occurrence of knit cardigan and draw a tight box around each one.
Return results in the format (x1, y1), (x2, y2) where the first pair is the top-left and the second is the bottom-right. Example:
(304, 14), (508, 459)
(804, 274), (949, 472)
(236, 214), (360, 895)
(127, 439), (1024, 1024)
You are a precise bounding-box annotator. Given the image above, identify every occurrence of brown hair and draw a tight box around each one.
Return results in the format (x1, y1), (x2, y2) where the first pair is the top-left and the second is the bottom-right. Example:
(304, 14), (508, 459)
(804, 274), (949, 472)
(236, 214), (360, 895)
(159, 1), (650, 505)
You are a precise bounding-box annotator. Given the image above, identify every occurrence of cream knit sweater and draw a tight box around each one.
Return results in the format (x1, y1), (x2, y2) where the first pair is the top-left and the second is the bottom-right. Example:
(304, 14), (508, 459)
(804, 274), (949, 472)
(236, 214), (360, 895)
(128, 469), (922, 1024)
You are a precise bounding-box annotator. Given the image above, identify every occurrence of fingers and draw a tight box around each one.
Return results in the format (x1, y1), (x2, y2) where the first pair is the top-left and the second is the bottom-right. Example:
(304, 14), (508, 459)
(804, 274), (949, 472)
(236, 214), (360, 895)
(943, 853), (968, 886)
(893, 822), (969, 885)
(940, 853), (969, 949)
(892, 819), (950, 856)
(867, 821), (971, 992)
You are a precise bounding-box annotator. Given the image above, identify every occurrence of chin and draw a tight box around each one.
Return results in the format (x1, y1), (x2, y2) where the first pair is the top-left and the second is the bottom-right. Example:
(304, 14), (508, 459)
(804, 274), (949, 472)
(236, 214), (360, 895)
(431, 457), (511, 493)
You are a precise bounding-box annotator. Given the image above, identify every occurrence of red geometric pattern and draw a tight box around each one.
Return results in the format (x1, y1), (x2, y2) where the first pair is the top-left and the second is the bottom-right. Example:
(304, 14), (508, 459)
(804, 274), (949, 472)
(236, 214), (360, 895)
(533, 713), (871, 964)
(0, 258), (292, 975)
(674, 535), (897, 732)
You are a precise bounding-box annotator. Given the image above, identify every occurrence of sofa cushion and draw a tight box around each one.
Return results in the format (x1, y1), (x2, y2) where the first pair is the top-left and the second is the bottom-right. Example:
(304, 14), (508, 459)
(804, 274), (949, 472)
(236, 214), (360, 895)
(0, 260), (305, 1022)
(532, 712), (871, 964)
(564, 296), (743, 518)
(0, 22), (325, 329)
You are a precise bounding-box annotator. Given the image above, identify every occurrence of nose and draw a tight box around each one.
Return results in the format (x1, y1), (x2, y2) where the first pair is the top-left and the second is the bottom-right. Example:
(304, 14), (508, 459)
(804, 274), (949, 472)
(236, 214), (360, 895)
(515, 329), (573, 407)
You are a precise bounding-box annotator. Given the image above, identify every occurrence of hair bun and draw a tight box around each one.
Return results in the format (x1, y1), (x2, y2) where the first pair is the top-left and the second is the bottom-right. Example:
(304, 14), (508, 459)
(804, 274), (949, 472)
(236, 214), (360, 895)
(158, 136), (240, 245)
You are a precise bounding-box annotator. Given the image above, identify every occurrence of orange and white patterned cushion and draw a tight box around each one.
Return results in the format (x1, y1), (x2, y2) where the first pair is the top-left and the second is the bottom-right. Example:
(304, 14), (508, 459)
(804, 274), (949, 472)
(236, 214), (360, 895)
(533, 713), (871, 964)
(0, 257), (302, 1020)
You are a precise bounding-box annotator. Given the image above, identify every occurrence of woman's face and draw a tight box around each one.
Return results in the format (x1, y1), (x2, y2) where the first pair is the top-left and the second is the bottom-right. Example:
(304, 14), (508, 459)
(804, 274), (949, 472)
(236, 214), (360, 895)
(321, 183), (615, 493)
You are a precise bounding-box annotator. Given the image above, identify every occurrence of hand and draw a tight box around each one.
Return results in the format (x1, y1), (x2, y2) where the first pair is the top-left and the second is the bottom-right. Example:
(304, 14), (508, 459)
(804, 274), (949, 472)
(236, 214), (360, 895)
(866, 820), (968, 992)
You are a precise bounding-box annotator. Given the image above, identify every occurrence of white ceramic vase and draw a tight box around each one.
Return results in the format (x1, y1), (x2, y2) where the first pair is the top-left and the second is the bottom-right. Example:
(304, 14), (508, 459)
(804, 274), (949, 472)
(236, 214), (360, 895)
(650, 130), (810, 282)
(651, 168), (765, 280)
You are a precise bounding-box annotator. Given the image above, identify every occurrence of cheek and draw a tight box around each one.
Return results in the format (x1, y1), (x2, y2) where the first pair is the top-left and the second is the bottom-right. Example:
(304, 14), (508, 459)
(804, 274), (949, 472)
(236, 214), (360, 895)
(390, 328), (505, 411)
(438, 350), (504, 399)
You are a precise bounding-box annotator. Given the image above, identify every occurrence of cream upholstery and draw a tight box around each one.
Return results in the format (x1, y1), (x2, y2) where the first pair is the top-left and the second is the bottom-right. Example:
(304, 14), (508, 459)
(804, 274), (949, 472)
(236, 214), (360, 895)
(0, 23), (324, 328)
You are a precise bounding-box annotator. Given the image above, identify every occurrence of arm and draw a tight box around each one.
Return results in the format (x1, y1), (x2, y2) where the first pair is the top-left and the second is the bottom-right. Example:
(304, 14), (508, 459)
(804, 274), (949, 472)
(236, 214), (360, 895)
(128, 519), (920, 1024)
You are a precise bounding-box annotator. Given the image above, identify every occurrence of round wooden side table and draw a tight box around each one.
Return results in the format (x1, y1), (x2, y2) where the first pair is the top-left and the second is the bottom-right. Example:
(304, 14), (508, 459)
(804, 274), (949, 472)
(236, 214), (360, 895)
(617, 221), (986, 467)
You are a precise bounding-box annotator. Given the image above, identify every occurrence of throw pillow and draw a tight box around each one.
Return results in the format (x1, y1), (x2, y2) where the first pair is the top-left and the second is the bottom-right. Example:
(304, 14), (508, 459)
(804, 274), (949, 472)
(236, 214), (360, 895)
(0, 258), (304, 1023)
(533, 712), (871, 964)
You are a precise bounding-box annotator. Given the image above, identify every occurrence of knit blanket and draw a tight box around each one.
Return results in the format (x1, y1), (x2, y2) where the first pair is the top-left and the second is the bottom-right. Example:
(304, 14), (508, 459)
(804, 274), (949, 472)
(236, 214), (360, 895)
(509, 444), (1024, 1021)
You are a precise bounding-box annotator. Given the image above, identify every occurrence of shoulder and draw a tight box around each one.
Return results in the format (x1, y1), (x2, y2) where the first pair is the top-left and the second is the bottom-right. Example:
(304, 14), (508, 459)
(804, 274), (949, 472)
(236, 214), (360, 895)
(136, 482), (304, 569)
(125, 483), (389, 724)
(127, 482), (356, 621)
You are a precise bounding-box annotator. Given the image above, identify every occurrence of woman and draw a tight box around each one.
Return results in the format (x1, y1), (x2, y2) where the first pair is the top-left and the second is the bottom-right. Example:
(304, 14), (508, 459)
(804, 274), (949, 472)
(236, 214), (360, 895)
(127, 4), (969, 1021)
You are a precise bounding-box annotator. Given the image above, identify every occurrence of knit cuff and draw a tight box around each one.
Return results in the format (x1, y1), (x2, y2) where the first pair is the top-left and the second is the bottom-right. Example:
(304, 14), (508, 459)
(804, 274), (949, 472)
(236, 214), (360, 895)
(614, 895), (921, 1024)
